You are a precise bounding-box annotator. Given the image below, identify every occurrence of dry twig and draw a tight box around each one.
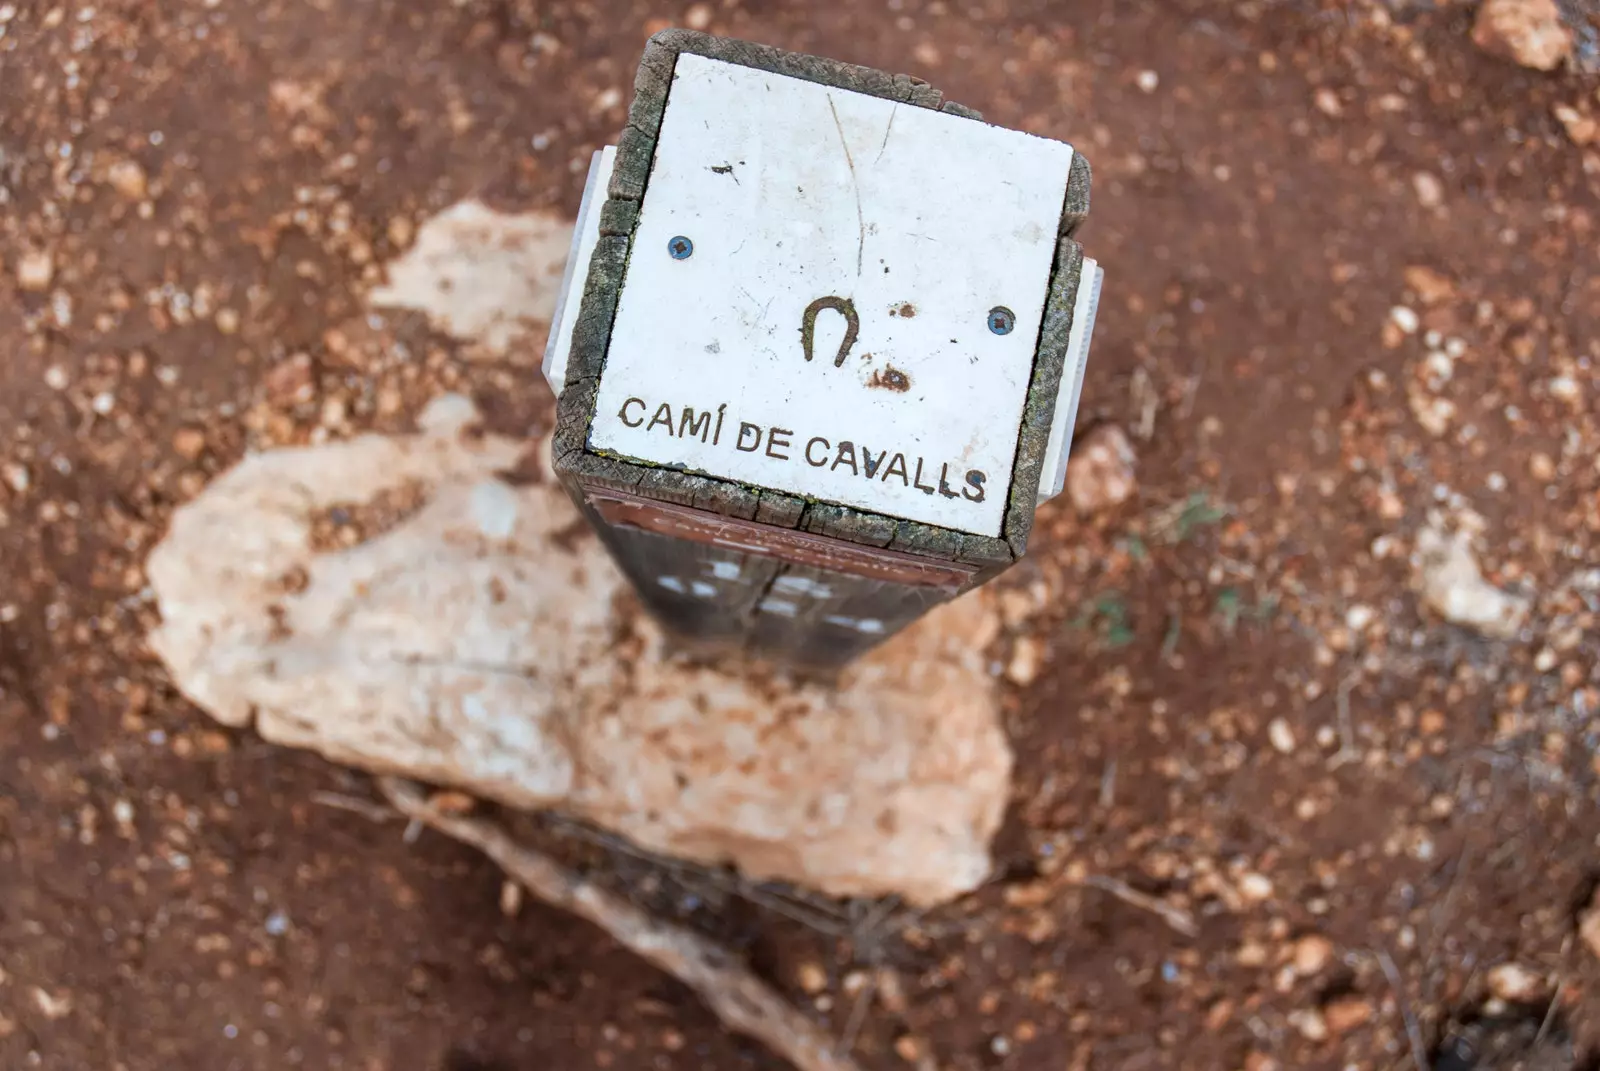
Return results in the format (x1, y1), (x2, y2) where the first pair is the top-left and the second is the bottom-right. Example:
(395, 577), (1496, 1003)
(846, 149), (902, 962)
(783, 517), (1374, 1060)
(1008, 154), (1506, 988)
(310, 790), (396, 824)
(377, 777), (864, 1071)
(1077, 874), (1199, 938)
(1374, 948), (1428, 1071)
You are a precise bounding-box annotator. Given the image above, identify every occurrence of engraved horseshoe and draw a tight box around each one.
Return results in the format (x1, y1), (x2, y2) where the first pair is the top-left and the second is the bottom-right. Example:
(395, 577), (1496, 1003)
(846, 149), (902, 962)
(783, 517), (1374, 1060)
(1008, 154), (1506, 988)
(800, 295), (861, 369)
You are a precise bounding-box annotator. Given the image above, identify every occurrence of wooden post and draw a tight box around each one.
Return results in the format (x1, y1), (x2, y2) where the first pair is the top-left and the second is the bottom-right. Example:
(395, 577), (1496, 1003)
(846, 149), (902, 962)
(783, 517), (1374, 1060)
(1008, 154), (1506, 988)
(546, 30), (1103, 671)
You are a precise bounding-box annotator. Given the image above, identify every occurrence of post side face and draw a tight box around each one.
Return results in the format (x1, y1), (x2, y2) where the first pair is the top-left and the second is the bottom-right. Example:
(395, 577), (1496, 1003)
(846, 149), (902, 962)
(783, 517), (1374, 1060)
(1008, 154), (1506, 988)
(587, 52), (1075, 539)
(568, 486), (972, 669)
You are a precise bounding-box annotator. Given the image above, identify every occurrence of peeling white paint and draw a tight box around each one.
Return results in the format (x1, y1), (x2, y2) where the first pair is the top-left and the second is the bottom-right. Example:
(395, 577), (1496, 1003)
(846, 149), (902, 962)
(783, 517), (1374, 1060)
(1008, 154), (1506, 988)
(773, 575), (834, 598)
(825, 615), (886, 634)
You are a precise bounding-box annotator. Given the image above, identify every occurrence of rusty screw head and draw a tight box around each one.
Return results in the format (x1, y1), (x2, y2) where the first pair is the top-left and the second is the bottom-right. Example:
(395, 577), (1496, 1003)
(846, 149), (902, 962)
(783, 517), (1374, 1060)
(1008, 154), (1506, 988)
(668, 235), (694, 260)
(987, 306), (1015, 335)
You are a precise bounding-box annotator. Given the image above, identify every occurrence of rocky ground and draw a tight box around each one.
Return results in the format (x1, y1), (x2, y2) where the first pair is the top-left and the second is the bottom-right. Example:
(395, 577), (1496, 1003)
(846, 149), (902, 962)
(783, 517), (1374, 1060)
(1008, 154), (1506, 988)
(3, 1), (1600, 1069)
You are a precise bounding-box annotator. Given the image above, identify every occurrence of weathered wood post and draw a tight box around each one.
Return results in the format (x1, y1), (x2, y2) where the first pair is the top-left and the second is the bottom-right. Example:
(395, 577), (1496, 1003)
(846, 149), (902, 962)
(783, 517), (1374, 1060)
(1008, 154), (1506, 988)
(546, 30), (1103, 671)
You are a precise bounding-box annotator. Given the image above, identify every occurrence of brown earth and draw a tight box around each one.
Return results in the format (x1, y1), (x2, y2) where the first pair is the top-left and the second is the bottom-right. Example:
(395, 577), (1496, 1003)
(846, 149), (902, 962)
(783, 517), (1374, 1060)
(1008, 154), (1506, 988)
(3, 1), (1600, 1070)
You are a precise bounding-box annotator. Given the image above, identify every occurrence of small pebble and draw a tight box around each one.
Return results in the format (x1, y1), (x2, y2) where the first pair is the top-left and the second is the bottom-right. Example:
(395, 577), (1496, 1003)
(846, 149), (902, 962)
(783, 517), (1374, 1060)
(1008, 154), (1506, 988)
(1322, 995), (1373, 1035)
(1238, 872), (1275, 903)
(894, 1035), (924, 1062)
(1, 462), (28, 493)
(1292, 934), (1336, 976)
(683, 1), (712, 29)
(1422, 351), (1454, 383)
(15, 248), (54, 291)
(1289, 1008), (1328, 1042)
(1389, 306), (1420, 334)
(387, 216), (414, 248)
(1267, 718), (1296, 754)
(107, 158), (148, 200)
(1412, 172), (1444, 208)
(1548, 375), (1580, 403)
(1486, 962), (1545, 1003)
(172, 427), (207, 460)
(795, 961), (827, 995)
(1006, 636), (1043, 686)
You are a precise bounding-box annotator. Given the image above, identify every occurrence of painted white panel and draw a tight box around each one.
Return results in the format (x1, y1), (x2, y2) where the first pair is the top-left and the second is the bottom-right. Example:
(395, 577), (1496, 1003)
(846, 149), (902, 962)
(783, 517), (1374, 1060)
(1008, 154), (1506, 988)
(543, 146), (617, 396)
(1037, 258), (1104, 505)
(590, 53), (1074, 537)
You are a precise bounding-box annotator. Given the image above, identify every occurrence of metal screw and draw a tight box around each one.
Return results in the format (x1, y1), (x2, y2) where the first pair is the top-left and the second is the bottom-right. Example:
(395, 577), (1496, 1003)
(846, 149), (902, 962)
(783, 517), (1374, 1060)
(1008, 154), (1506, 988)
(987, 306), (1015, 335)
(668, 235), (694, 260)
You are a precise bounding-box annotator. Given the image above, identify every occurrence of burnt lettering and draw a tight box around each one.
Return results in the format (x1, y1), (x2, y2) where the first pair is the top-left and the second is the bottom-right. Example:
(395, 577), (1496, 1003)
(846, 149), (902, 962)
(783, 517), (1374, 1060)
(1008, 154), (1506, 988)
(831, 441), (859, 475)
(804, 436), (830, 466)
(618, 398), (646, 428)
(646, 403), (675, 435)
(963, 469), (987, 503)
(938, 463), (961, 499)
(861, 447), (886, 479)
(766, 427), (793, 460)
(678, 407), (711, 442)
(735, 422), (762, 452)
(882, 452), (910, 486)
(913, 458), (937, 496)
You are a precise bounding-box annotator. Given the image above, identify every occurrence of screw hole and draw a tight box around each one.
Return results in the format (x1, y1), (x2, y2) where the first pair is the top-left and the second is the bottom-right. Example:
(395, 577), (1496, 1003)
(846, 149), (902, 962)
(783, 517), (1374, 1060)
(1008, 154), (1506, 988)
(668, 236), (694, 260)
(987, 306), (1015, 335)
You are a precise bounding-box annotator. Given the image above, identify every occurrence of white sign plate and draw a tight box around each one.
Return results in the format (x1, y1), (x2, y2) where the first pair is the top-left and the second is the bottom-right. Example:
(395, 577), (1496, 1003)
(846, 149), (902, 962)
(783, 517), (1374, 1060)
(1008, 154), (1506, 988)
(591, 53), (1074, 537)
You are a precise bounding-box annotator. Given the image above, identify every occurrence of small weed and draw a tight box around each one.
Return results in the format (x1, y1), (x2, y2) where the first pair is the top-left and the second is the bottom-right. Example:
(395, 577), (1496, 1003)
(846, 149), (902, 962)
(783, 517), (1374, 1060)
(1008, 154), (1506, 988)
(1150, 491), (1229, 545)
(1075, 591), (1136, 649)
(1213, 586), (1278, 636)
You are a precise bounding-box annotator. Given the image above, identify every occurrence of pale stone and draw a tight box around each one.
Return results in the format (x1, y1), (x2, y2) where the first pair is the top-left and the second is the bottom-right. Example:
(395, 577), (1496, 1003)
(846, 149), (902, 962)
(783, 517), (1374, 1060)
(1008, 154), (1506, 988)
(1237, 872), (1274, 903)
(145, 397), (1011, 906)
(1267, 718), (1296, 755)
(1005, 635), (1043, 686)
(1292, 934), (1335, 976)
(107, 158), (148, 200)
(1415, 518), (1531, 639)
(1554, 104), (1597, 147)
(14, 248), (53, 292)
(1065, 424), (1137, 515)
(1288, 1008), (1328, 1042)
(1472, 0), (1573, 71)
(1486, 962), (1546, 1003)
(1412, 172), (1443, 209)
(795, 961), (828, 995)
(369, 200), (574, 358)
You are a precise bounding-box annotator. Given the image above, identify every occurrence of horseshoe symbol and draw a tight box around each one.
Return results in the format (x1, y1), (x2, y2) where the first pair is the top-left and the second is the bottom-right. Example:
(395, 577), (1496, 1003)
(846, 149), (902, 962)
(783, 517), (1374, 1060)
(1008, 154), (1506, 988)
(800, 296), (860, 369)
